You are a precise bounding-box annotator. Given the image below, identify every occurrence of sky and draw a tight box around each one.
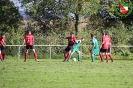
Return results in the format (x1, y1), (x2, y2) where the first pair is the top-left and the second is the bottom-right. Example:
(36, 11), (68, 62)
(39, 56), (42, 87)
(9, 0), (76, 19)
(10, 0), (28, 19)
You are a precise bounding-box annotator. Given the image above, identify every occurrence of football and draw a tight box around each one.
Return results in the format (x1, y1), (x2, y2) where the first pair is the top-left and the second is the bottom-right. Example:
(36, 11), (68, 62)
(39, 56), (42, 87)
(72, 58), (76, 61)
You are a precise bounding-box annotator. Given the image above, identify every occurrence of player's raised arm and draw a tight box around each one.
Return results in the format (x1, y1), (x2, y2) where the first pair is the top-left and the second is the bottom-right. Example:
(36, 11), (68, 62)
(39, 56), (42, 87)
(59, 36), (66, 39)
(59, 34), (66, 39)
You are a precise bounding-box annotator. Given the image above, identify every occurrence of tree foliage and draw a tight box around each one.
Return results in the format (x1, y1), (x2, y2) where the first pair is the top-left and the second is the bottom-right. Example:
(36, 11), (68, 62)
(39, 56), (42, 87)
(0, 0), (22, 32)
(22, 0), (100, 33)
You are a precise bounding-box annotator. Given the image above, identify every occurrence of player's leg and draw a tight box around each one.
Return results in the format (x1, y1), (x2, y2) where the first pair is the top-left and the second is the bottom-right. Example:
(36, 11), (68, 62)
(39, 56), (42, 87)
(108, 53), (113, 62)
(63, 46), (71, 61)
(105, 52), (109, 62)
(0, 50), (3, 62)
(0, 46), (4, 62)
(24, 49), (28, 62)
(68, 51), (74, 61)
(77, 51), (81, 61)
(1, 46), (5, 61)
(68, 50), (75, 61)
(107, 47), (113, 62)
(90, 49), (95, 62)
(63, 51), (68, 61)
(67, 50), (72, 60)
(2, 51), (5, 61)
(32, 47), (39, 61)
(99, 49), (104, 62)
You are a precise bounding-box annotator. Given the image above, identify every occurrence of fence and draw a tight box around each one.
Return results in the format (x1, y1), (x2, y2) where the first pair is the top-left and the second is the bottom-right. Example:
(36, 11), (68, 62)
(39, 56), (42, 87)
(6, 45), (85, 59)
(5, 45), (133, 60)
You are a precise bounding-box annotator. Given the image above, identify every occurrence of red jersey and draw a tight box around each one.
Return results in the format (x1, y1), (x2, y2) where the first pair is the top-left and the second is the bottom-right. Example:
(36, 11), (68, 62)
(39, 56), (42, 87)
(101, 35), (111, 49)
(65, 36), (77, 46)
(24, 34), (34, 45)
(0, 36), (5, 45)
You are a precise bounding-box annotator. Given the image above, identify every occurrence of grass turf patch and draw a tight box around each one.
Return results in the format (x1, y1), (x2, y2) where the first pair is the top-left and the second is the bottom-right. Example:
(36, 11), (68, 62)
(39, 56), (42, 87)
(0, 59), (133, 88)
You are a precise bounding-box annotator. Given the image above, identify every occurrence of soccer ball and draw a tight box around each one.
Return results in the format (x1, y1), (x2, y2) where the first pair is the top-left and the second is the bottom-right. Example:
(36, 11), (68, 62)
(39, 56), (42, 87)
(72, 58), (76, 62)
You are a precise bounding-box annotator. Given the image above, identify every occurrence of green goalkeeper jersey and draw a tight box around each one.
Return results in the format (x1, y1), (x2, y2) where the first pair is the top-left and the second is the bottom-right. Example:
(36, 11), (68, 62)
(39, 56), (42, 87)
(73, 41), (81, 49)
(92, 38), (99, 49)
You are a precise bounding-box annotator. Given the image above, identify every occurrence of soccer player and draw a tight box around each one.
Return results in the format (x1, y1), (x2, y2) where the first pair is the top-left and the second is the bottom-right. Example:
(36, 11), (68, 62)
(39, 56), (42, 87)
(100, 32), (113, 62)
(60, 32), (77, 62)
(22, 31), (39, 62)
(67, 38), (84, 61)
(89, 34), (99, 62)
(0, 33), (6, 62)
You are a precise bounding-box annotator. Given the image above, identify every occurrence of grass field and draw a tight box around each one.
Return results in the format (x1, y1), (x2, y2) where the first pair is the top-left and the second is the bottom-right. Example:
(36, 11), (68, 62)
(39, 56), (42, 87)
(0, 58), (133, 88)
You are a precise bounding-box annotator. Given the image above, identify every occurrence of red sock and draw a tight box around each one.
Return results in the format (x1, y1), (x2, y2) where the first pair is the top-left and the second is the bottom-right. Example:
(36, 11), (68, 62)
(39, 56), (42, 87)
(2, 53), (5, 60)
(0, 54), (3, 59)
(106, 55), (108, 62)
(25, 53), (28, 60)
(108, 54), (112, 59)
(100, 53), (104, 61)
(34, 52), (38, 60)
(64, 53), (68, 60)
(66, 53), (69, 60)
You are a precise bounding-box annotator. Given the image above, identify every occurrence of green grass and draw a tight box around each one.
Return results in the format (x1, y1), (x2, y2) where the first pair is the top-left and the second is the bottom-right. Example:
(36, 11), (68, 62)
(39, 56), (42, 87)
(0, 58), (133, 88)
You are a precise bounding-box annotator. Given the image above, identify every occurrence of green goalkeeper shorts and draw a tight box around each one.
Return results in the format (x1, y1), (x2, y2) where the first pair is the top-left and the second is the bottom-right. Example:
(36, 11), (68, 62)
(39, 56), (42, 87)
(71, 48), (79, 53)
(92, 48), (99, 55)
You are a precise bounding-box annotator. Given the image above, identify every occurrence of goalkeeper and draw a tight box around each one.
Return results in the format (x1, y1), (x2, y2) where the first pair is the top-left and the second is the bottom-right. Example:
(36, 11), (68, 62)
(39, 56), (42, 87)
(68, 38), (84, 61)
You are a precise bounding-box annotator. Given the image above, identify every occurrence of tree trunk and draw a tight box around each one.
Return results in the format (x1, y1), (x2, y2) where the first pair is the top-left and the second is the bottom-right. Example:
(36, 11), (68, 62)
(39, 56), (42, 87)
(74, 13), (79, 35)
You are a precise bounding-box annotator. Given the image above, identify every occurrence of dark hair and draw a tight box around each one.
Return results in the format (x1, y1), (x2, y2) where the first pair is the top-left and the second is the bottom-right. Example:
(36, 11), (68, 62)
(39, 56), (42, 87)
(1, 33), (4, 36)
(90, 34), (94, 37)
(105, 31), (108, 35)
(70, 32), (74, 35)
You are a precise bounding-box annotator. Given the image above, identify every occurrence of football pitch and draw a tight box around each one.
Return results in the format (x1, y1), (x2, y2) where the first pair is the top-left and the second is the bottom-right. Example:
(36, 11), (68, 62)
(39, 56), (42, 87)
(0, 58), (133, 88)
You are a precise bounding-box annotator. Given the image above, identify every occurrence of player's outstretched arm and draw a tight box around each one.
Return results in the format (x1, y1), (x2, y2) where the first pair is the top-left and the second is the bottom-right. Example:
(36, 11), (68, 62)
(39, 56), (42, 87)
(22, 39), (25, 47)
(59, 35), (66, 39)
(2, 40), (6, 46)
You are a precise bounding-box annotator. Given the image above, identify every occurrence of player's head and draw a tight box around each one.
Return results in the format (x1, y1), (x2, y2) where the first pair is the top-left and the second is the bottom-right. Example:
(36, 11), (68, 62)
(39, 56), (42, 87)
(1, 33), (5, 37)
(81, 38), (84, 41)
(70, 32), (74, 37)
(28, 30), (31, 34)
(90, 34), (94, 38)
(105, 31), (108, 35)
(102, 32), (106, 36)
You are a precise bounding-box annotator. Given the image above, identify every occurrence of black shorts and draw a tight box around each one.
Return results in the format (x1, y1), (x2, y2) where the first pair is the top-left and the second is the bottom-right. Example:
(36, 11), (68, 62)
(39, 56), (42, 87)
(100, 47), (110, 53)
(26, 45), (34, 49)
(0, 45), (4, 51)
(65, 46), (73, 52)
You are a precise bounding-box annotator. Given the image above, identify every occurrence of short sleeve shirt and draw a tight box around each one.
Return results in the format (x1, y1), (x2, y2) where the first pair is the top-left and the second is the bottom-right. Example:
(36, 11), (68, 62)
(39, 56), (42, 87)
(101, 35), (111, 49)
(66, 36), (77, 46)
(92, 38), (99, 49)
(0, 36), (5, 45)
(24, 34), (34, 45)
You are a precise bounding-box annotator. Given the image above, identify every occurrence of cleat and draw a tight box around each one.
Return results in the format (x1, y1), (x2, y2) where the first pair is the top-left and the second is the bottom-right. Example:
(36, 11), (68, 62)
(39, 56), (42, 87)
(111, 59), (113, 62)
(63, 59), (68, 62)
(24, 60), (26, 62)
(36, 59), (39, 62)
(1, 59), (4, 62)
(100, 60), (104, 62)
(2, 60), (5, 62)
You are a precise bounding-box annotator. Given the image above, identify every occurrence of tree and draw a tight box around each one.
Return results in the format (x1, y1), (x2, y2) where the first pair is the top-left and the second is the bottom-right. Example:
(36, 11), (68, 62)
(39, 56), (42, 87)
(22, 0), (99, 34)
(0, 0), (22, 32)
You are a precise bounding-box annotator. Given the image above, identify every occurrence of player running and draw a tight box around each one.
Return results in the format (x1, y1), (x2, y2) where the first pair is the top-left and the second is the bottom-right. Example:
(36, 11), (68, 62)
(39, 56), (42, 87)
(0, 33), (6, 62)
(100, 32), (113, 62)
(67, 38), (84, 61)
(60, 32), (77, 62)
(89, 34), (99, 62)
(22, 31), (39, 62)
